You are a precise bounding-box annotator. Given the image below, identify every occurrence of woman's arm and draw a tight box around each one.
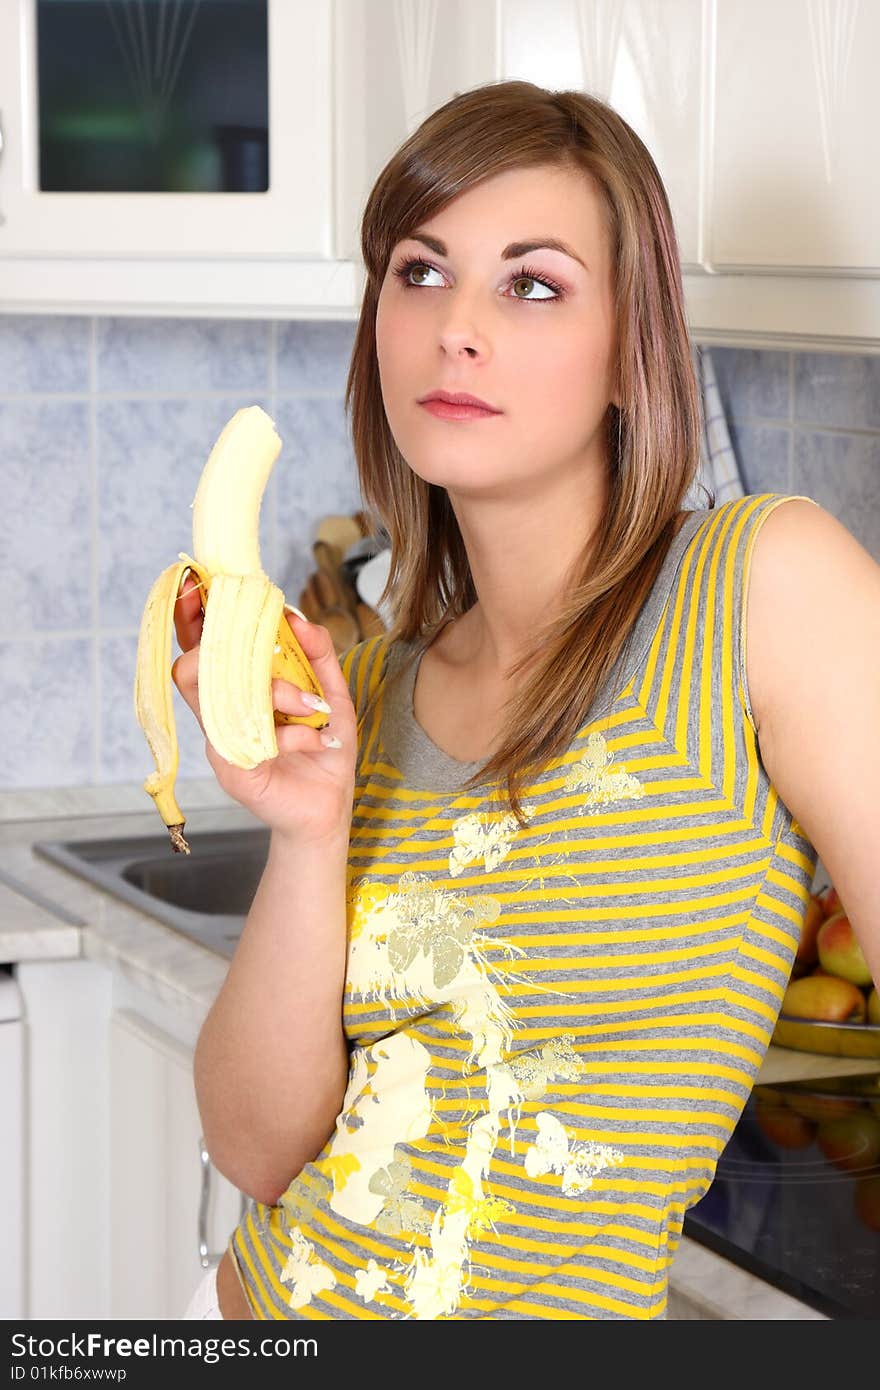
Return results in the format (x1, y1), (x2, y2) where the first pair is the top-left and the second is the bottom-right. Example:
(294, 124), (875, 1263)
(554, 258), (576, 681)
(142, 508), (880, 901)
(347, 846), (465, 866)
(193, 825), (351, 1205)
(745, 499), (880, 986)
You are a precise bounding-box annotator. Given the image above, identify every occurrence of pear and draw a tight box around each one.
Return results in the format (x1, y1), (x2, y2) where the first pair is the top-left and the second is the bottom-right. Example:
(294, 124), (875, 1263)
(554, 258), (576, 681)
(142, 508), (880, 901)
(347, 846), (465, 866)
(782, 973), (867, 1023)
(817, 912), (874, 987)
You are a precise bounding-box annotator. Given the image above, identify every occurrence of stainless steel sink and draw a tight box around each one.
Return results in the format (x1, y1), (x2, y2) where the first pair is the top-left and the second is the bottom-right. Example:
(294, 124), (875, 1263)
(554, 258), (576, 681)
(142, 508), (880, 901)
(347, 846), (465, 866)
(32, 827), (271, 959)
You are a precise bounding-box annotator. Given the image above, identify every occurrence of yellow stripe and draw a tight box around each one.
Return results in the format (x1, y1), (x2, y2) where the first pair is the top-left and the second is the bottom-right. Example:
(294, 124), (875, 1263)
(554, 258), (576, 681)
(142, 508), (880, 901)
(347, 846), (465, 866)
(474, 919), (757, 948)
(728, 961), (786, 1002)
(463, 1282), (660, 1319)
(717, 984), (779, 1024)
(470, 1240), (664, 1278)
(345, 986), (733, 1025)
(399, 1008), (763, 1045)
(462, 1258), (666, 1300)
(233, 1215), (288, 1319)
(497, 962), (734, 991)
(351, 857), (773, 899)
(360, 798), (777, 838)
(419, 1098), (739, 1125)
(484, 937), (744, 971)
(737, 938), (795, 971)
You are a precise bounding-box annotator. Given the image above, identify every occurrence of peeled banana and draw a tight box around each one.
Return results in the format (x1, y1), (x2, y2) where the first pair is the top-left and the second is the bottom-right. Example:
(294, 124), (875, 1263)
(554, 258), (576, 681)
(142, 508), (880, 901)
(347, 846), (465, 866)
(133, 405), (330, 854)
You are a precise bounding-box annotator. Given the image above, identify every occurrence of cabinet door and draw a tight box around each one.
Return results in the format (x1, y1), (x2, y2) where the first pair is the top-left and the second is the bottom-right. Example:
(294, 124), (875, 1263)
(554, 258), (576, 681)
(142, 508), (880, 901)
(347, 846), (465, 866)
(109, 1009), (248, 1321)
(334, 0), (498, 265)
(165, 1038), (249, 1320)
(712, 0), (880, 271)
(16, 959), (111, 1321)
(0, 0), (332, 258)
(499, 0), (705, 271)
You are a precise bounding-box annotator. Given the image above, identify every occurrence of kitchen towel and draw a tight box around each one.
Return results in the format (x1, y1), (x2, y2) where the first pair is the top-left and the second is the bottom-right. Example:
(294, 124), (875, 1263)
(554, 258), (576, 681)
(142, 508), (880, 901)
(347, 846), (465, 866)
(687, 345), (747, 509)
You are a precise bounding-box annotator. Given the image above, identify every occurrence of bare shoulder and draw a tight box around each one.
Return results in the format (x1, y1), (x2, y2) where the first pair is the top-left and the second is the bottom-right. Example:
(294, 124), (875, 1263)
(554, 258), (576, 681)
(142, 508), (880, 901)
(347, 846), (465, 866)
(745, 497), (880, 746)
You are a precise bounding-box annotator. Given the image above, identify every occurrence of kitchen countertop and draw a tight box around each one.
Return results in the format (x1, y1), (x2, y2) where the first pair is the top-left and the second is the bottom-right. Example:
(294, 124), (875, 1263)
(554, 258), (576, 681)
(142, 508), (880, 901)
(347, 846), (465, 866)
(2, 780), (876, 1320)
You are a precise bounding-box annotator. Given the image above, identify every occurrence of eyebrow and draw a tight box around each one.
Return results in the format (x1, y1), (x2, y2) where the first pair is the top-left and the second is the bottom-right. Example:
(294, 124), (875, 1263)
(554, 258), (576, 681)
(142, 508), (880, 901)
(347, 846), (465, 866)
(404, 231), (588, 272)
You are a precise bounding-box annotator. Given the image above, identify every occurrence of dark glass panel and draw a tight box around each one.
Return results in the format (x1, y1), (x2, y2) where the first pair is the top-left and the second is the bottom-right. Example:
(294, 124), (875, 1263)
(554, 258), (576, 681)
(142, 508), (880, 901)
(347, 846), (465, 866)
(37, 1), (269, 192)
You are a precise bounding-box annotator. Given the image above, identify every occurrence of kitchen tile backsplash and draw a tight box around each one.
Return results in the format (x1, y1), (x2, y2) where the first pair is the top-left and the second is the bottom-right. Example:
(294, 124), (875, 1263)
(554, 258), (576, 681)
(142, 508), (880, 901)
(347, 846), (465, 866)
(0, 320), (878, 789)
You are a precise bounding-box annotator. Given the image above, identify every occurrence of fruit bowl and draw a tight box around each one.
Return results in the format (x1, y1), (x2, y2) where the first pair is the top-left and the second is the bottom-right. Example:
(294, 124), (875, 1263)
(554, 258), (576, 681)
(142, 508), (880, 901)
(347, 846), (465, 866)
(771, 1016), (880, 1059)
(775, 879), (879, 1056)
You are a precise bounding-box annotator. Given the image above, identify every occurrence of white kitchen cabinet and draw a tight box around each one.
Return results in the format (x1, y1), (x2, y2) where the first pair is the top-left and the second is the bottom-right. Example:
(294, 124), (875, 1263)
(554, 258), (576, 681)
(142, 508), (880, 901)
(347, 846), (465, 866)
(109, 1008), (249, 1321)
(0, 0), (358, 315)
(0, 971), (25, 1320)
(334, 0), (500, 267)
(499, 0), (704, 272)
(15, 959), (111, 1321)
(13, 953), (247, 1321)
(496, 0), (880, 350)
(711, 0), (879, 273)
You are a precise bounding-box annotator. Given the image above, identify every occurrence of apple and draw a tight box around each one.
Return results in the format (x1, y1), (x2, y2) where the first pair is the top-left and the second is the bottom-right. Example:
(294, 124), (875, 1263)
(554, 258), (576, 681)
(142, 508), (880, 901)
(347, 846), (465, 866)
(868, 987), (880, 1027)
(816, 912), (874, 987)
(816, 1113), (880, 1174)
(755, 1104), (815, 1150)
(782, 973), (867, 1023)
(795, 893), (826, 968)
(854, 1175), (880, 1232)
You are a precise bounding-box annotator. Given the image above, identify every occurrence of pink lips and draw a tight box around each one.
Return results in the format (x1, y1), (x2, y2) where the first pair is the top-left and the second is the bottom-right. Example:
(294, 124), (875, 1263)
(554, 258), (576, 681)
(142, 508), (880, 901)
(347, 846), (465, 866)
(419, 399), (502, 421)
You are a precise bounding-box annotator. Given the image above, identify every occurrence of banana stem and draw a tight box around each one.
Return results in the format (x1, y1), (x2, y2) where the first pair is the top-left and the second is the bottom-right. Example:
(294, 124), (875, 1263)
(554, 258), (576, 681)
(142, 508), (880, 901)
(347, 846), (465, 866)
(167, 823), (191, 854)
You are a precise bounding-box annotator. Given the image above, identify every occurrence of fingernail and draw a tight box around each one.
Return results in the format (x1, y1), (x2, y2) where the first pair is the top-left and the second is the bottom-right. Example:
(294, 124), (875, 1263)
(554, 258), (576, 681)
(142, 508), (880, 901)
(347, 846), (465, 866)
(301, 691), (332, 714)
(319, 731), (342, 749)
(284, 603), (309, 623)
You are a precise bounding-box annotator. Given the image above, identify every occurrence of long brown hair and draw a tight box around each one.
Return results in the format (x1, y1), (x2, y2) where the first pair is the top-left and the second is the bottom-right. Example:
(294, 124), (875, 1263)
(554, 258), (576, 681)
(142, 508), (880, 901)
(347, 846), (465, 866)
(343, 79), (712, 826)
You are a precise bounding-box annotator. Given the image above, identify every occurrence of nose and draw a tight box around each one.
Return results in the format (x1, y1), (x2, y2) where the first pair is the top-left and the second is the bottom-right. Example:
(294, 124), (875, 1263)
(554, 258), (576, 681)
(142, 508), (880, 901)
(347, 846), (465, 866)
(437, 306), (485, 359)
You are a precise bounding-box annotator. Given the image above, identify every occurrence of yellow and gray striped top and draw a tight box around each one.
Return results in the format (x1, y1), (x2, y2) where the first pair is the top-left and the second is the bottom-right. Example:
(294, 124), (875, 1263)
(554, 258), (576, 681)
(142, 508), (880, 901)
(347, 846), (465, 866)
(229, 493), (819, 1320)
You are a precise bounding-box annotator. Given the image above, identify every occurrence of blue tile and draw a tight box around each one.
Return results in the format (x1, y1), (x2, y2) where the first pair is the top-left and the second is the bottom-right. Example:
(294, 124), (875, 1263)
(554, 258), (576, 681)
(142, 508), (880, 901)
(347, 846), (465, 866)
(98, 397), (272, 628)
(96, 317), (270, 393)
(0, 637), (93, 786)
(794, 430), (880, 561)
(725, 422), (791, 495)
(794, 352), (880, 431)
(276, 320), (358, 394)
(710, 348), (790, 422)
(101, 634), (208, 785)
(0, 400), (91, 633)
(0, 314), (90, 394)
(272, 398), (363, 603)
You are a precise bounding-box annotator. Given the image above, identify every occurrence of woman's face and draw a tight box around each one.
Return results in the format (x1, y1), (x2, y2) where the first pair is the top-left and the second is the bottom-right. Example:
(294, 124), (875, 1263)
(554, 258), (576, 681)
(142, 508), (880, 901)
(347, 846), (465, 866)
(375, 163), (619, 502)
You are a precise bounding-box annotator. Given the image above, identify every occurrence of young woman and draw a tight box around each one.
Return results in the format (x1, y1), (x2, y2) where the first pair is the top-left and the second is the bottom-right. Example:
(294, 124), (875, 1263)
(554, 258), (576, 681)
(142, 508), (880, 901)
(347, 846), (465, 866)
(177, 81), (880, 1321)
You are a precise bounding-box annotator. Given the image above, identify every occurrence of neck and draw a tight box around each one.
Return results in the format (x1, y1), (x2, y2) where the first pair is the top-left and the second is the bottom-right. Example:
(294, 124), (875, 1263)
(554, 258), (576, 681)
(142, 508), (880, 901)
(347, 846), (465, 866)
(442, 465), (610, 683)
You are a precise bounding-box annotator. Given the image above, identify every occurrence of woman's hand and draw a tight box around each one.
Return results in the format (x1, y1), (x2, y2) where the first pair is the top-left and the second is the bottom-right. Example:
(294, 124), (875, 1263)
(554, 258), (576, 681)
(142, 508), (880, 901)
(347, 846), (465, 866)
(171, 574), (357, 846)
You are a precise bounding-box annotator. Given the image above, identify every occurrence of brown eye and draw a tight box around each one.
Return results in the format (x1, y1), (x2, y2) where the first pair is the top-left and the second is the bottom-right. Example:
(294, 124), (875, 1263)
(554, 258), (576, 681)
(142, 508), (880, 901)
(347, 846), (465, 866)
(392, 259), (444, 288)
(510, 273), (558, 301)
